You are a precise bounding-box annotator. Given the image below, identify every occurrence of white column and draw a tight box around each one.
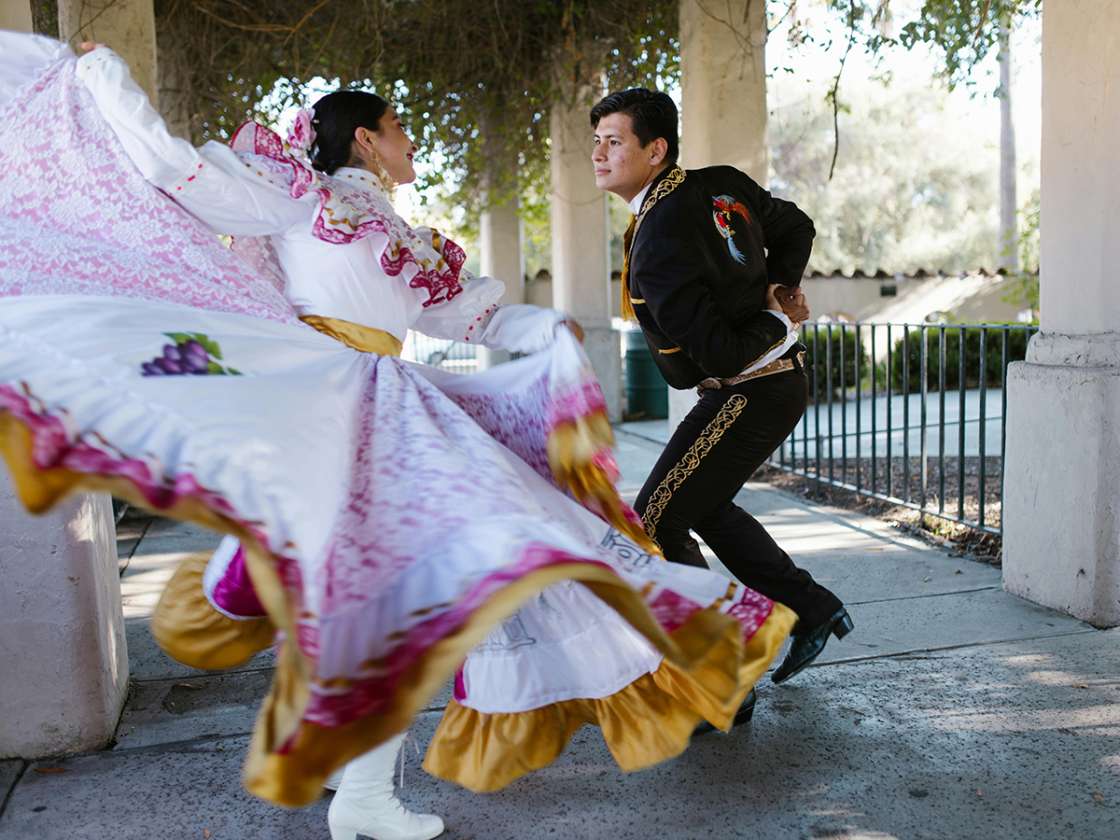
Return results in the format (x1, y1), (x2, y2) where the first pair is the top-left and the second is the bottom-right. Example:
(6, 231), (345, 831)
(477, 173), (524, 370)
(679, 0), (769, 176)
(998, 19), (1019, 272)
(0, 0), (33, 30)
(1002, 0), (1120, 627)
(550, 83), (621, 420)
(0, 2), (128, 759)
(57, 0), (158, 103)
(671, 0), (768, 429)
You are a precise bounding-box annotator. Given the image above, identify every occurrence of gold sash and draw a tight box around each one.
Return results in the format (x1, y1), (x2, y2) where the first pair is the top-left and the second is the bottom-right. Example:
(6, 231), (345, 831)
(299, 315), (403, 356)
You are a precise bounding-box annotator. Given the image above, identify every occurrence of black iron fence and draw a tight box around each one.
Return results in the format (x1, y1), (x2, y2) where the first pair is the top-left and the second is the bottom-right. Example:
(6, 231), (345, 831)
(769, 321), (1038, 536)
(402, 332), (479, 372)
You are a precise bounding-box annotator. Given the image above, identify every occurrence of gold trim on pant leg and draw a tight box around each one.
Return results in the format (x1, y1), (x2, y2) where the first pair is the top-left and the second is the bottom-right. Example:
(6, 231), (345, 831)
(640, 394), (749, 541)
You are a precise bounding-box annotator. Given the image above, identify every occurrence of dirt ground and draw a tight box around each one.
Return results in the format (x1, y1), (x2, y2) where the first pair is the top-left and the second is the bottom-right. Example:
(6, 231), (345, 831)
(757, 455), (1004, 565)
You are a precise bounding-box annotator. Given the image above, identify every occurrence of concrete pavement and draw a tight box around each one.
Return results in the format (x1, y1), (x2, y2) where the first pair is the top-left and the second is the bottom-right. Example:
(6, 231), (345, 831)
(1, 425), (1116, 839)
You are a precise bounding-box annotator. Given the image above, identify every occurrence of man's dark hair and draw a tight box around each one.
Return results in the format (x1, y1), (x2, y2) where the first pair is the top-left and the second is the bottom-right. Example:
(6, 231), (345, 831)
(590, 88), (679, 165)
(310, 90), (390, 175)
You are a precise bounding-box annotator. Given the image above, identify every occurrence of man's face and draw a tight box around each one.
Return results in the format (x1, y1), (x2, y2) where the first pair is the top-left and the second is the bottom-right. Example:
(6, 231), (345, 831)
(592, 112), (665, 203)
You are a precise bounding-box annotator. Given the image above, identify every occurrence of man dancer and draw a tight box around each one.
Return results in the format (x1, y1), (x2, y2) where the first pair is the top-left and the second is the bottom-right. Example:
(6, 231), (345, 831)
(590, 88), (852, 685)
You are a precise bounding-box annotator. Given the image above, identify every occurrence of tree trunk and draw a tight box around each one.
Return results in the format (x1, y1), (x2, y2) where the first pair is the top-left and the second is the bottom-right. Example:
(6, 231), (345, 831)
(30, 0), (58, 36)
(998, 19), (1019, 272)
(155, 6), (193, 140)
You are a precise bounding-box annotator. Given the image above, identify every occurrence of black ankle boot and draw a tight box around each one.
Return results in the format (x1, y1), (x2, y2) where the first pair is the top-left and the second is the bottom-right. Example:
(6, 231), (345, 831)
(771, 607), (853, 685)
(693, 689), (757, 736)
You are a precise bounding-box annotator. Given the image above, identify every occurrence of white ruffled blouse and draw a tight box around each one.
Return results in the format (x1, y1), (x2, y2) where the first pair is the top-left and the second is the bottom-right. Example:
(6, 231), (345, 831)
(74, 48), (562, 353)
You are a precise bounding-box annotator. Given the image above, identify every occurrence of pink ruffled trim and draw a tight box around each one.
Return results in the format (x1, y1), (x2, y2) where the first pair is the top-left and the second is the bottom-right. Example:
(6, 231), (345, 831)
(211, 546), (266, 618)
(228, 121), (465, 308)
(296, 541), (775, 730)
(0, 383), (773, 735)
(549, 380), (609, 428)
(297, 546), (623, 729)
(0, 383), (306, 614)
(0, 385), (675, 730)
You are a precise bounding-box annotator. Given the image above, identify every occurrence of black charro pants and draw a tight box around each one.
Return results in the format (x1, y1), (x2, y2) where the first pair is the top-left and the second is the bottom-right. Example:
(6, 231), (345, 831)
(635, 368), (842, 630)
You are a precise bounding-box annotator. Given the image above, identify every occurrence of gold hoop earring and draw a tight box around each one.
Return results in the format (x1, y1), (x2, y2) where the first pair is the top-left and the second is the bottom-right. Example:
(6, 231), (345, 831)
(367, 151), (397, 194)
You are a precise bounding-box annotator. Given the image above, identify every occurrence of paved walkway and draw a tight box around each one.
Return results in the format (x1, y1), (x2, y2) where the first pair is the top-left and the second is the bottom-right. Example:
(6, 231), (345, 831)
(1, 427), (1117, 839)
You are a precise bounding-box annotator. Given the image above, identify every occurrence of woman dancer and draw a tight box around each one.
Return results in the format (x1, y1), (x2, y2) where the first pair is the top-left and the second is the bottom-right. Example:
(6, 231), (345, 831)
(0, 34), (796, 840)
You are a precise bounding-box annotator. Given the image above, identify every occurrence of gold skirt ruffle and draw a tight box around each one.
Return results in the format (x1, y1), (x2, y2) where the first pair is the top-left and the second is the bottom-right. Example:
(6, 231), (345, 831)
(423, 601), (796, 792)
(151, 553), (275, 671)
(1, 410), (795, 806)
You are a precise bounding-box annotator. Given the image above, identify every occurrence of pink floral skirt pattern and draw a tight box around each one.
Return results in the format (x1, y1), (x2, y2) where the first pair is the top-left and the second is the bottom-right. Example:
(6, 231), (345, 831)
(0, 36), (795, 806)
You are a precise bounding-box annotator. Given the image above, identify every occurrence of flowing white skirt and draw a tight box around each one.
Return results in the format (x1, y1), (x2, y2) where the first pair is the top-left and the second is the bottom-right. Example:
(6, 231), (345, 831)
(0, 33), (795, 805)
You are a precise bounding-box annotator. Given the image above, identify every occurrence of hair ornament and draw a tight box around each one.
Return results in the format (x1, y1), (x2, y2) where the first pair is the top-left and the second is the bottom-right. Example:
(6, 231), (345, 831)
(286, 107), (317, 158)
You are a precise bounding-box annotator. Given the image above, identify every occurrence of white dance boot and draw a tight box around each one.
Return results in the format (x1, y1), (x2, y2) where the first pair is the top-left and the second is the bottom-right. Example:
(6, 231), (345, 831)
(323, 767), (344, 791)
(327, 734), (445, 840)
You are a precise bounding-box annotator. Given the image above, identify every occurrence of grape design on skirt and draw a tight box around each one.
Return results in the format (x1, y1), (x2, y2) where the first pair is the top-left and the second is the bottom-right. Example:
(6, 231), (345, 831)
(140, 333), (241, 376)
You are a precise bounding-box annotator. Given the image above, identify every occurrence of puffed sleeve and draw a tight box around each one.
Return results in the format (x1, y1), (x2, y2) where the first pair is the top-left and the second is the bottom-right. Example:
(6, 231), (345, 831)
(75, 48), (310, 236)
(411, 270), (565, 355)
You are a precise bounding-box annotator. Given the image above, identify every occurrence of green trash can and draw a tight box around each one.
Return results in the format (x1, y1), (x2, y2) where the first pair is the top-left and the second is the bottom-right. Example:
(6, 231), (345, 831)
(623, 328), (668, 419)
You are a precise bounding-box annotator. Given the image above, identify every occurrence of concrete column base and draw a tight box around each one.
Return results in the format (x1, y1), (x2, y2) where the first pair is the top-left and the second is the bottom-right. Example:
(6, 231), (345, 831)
(1002, 333), (1120, 628)
(0, 478), (128, 757)
(583, 325), (622, 424)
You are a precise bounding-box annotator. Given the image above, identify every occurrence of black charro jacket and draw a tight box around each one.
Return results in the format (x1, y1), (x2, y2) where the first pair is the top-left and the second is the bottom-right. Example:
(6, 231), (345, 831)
(626, 164), (815, 389)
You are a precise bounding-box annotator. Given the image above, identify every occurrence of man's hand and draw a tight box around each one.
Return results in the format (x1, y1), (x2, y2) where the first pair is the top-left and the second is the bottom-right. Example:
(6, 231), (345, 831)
(773, 284), (810, 325)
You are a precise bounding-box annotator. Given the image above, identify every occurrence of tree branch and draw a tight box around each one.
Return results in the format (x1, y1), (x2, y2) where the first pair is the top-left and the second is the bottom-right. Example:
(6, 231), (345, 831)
(827, 0), (859, 181)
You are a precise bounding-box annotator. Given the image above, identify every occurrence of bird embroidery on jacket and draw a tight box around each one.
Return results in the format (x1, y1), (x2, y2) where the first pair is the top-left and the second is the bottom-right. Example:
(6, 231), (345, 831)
(711, 194), (751, 265)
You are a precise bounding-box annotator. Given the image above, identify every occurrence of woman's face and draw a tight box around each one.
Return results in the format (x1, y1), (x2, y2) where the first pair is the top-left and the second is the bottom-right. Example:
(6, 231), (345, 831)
(360, 107), (417, 185)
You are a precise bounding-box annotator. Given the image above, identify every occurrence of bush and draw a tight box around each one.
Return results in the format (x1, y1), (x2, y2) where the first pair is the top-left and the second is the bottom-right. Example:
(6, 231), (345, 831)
(802, 325), (871, 399)
(889, 327), (1031, 391)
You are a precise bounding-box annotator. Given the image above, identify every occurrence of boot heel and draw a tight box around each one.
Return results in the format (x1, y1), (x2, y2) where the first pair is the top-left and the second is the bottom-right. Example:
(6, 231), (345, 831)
(832, 611), (854, 640)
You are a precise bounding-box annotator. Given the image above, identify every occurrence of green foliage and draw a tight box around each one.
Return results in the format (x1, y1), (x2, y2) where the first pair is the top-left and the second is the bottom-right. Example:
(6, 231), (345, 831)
(889, 326), (1031, 391)
(782, 0), (1041, 193)
(30, 0), (57, 37)
(804, 325), (871, 398)
(1002, 190), (1040, 317)
(147, 0), (1044, 266)
(155, 0), (680, 226)
(898, 1), (1042, 88)
(802, 2), (1042, 91)
(770, 70), (1004, 273)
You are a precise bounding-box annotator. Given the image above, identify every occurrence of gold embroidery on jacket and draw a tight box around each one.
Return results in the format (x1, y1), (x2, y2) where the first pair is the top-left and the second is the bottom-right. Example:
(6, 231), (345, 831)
(744, 334), (790, 371)
(639, 166), (686, 215)
(621, 166), (688, 321)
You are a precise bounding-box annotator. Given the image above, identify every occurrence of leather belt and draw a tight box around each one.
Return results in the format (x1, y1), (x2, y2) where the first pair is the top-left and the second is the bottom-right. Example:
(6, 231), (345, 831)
(698, 350), (806, 391)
